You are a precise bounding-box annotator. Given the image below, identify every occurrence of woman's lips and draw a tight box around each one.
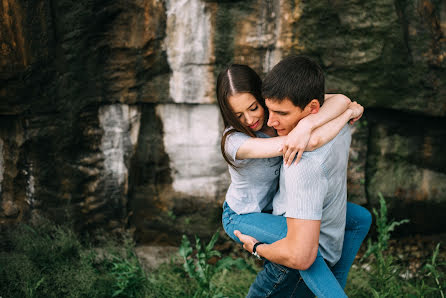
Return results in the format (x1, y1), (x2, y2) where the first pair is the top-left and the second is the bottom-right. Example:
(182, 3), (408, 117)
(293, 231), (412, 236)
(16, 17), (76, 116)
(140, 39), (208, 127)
(249, 120), (259, 129)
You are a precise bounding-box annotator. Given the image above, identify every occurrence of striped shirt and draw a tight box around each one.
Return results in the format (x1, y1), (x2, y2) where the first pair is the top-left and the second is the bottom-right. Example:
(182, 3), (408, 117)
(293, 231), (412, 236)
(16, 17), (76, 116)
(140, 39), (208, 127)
(272, 124), (352, 266)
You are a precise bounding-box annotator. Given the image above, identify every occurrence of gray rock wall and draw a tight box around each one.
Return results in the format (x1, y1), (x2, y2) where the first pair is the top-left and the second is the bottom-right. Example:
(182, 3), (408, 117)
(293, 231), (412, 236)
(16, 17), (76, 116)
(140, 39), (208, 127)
(0, 0), (445, 242)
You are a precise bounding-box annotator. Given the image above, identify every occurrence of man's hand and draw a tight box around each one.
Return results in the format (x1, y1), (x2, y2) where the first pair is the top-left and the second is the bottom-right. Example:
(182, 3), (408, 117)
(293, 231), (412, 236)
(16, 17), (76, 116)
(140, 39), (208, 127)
(348, 101), (364, 125)
(234, 230), (259, 253)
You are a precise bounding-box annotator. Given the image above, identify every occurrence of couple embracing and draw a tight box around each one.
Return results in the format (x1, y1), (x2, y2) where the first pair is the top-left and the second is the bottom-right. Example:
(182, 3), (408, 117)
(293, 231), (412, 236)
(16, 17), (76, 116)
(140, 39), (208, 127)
(216, 56), (372, 297)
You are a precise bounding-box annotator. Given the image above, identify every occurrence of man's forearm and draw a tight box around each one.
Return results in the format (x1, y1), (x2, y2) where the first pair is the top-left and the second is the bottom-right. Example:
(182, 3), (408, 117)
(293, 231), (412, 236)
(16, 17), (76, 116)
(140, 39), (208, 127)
(256, 237), (317, 270)
(235, 218), (320, 271)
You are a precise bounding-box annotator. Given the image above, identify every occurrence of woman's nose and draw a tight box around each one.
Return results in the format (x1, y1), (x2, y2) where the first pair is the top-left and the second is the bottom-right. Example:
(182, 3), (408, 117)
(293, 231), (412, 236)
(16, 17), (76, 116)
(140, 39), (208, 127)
(245, 113), (253, 125)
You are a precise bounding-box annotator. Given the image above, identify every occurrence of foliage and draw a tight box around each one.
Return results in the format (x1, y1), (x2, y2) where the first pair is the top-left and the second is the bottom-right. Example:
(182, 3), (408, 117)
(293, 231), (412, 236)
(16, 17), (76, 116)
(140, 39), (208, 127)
(1, 204), (445, 298)
(424, 244), (445, 298)
(146, 258), (259, 298)
(359, 192), (410, 296)
(0, 221), (147, 298)
(346, 193), (445, 298)
(408, 243), (446, 298)
(363, 193), (410, 259)
(178, 231), (256, 298)
(102, 237), (148, 297)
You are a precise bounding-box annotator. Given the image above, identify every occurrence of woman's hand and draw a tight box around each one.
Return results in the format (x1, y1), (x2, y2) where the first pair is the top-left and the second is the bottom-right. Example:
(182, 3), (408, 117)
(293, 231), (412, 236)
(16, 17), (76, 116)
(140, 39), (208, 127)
(282, 121), (312, 166)
(348, 101), (364, 125)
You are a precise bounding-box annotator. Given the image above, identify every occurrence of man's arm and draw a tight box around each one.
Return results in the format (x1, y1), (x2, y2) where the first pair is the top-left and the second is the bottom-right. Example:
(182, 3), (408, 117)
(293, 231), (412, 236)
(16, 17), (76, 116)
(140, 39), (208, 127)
(235, 157), (326, 269)
(235, 218), (320, 270)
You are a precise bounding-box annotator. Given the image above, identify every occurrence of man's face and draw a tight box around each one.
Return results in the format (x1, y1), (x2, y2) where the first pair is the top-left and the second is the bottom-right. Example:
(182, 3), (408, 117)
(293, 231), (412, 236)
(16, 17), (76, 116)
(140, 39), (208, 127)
(266, 98), (310, 136)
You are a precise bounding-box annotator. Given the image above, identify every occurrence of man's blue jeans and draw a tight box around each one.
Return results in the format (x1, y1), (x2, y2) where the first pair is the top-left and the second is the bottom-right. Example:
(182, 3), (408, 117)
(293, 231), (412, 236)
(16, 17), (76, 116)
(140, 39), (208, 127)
(222, 202), (372, 297)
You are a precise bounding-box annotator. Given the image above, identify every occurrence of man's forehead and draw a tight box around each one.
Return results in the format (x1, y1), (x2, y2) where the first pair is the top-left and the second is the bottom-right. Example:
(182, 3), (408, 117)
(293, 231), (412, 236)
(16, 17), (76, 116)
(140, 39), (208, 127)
(265, 98), (292, 109)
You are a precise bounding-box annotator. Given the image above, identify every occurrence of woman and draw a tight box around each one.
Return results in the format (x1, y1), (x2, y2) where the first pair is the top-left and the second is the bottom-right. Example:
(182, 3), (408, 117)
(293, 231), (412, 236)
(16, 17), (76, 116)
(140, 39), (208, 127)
(216, 64), (371, 297)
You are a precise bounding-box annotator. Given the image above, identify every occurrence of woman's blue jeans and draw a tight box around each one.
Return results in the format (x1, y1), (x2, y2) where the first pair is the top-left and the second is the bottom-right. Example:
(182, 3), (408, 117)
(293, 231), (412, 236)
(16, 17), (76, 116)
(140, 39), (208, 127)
(222, 201), (372, 297)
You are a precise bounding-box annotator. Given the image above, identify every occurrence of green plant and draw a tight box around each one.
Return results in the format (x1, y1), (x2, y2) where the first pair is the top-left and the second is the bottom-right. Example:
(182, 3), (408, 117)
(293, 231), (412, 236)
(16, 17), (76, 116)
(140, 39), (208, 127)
(184, 217), (192, 225)
(167, 210), (177, 221)
(25, 277), (45, 298)
(424, 243), (445, 298)
(409, 243), (446, 298)
(109, 251), (147, 297)
(363, 193), (410, 259)
(0, 222), (113, 297)
(360, 192), (410, 297)
(179, 231), (254, 297)
(0, 221), (152, 298)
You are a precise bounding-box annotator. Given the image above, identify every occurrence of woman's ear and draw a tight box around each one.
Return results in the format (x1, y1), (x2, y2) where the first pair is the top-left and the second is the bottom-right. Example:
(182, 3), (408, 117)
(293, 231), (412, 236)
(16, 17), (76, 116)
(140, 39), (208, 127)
(308, 99), (320, 114)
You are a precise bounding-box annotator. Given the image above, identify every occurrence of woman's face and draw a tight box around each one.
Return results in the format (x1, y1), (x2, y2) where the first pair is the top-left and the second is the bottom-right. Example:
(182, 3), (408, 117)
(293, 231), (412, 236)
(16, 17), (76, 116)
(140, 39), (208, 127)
(228, 93), (265, 132)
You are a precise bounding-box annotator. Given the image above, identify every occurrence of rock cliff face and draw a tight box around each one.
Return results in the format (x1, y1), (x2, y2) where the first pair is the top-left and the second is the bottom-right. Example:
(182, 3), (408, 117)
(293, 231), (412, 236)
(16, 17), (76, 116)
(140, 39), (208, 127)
(1, 0), (445, 242)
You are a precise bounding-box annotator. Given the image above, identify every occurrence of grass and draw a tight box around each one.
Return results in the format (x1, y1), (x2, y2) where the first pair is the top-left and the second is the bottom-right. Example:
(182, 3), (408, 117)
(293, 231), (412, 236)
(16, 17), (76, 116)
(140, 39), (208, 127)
(1, 195), (444, 297)
(0, 221), (148, 297)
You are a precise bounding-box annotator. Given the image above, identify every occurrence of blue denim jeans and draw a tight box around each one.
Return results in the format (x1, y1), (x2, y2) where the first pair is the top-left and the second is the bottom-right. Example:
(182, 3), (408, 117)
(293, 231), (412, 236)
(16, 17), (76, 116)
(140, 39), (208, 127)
(222, 202), (371, 297)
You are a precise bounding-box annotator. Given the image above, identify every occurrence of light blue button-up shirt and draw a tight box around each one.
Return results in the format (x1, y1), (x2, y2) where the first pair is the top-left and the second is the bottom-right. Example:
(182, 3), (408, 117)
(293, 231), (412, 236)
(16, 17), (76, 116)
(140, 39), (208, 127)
(224, 129), (282, 214)
(273, 124), (352, 266)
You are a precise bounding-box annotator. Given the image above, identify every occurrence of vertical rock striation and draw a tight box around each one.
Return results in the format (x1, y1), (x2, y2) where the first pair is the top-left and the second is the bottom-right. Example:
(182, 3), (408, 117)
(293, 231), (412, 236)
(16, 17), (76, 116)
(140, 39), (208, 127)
(165, 0), (216, 103)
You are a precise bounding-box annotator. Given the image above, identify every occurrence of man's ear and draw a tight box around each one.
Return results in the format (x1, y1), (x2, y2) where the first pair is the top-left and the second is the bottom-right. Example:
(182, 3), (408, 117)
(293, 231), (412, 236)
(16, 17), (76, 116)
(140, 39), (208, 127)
(307, 99), (320, 114)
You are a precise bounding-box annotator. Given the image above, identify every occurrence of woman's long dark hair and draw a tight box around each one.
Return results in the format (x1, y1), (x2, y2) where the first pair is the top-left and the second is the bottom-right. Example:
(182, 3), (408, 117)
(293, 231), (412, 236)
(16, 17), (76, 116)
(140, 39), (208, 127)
(216, 64), (268, 168)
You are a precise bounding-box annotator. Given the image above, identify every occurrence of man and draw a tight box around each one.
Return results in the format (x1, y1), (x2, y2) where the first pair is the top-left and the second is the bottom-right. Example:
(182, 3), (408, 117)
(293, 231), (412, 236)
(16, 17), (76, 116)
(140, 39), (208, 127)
(235, 56), (365, 297)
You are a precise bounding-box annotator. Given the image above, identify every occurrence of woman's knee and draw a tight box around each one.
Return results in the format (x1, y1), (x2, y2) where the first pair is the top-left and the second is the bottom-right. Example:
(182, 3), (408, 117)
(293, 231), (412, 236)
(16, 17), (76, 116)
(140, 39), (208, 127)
(347, 203), (372, 229)
(357, 206), (372, 229)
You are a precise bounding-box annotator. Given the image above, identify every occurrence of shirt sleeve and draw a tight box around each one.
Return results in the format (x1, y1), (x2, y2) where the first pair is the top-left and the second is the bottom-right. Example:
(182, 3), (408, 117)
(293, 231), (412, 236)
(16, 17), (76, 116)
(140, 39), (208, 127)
(283, 158), (327, 220)
(224, 131), (251, 165)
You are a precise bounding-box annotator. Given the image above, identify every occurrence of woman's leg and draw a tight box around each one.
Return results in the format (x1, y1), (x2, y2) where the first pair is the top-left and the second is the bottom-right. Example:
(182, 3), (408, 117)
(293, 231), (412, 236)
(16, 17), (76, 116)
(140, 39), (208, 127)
(331, 202), (372, 288)
(222, 202), (346, 297)
(297, 250), (347, 298)
(222, 202), (287, 244)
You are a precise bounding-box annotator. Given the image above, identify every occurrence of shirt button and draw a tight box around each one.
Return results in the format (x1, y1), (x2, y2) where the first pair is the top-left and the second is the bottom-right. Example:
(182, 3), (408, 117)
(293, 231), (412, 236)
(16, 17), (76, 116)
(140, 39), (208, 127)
(275, 169), (279, 175)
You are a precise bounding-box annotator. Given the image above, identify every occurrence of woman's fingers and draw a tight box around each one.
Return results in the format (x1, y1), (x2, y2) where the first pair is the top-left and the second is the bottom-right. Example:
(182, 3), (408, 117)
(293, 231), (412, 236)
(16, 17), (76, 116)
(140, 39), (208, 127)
(283, 144), (290, 164)
(284, 145), (303, 166)
(283, 145), (295, 166)
(286, 149), (297, 166)
(294, 150), (304, 165)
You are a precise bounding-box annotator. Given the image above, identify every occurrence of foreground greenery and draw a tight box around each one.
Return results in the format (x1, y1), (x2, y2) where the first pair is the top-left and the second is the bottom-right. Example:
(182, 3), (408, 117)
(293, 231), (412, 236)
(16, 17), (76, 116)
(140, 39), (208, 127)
(1, 195), (444, 297)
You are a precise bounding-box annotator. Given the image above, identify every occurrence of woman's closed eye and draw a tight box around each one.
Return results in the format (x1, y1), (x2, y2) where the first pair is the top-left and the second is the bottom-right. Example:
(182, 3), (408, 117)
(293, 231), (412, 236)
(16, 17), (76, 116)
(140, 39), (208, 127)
(250, 105), (258, 111)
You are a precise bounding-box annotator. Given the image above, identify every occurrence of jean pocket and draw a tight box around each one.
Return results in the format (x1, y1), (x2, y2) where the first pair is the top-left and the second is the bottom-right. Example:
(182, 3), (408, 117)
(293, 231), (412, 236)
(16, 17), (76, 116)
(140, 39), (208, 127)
(264, 261), (289, 284)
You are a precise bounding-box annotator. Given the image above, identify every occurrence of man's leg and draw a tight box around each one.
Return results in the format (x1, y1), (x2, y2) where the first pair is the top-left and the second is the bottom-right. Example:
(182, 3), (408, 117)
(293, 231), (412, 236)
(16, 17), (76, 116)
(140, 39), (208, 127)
(247, 261), (314, 298)
(331, 202), (372, 288)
